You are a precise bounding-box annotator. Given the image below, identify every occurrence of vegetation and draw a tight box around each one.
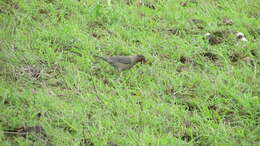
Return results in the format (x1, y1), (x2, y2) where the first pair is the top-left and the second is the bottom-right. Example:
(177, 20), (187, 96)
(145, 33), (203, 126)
(0, 0), (259, 145)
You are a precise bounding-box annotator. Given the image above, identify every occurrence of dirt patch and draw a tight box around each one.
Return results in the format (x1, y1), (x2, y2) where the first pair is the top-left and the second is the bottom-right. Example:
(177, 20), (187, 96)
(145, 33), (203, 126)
(208, 105), (217, 111)
(48, 38), (82, 55)
(80, 138), (94, 146)
(0, 95), (11, 105)
(166, 28), (179, 35)
(127, 1), (157, 9)
(185, 102), (199, 112)
(38, 9), (49, 14)
(229, 52), (256, 67)
(248, 27), (260, 39)
(223, 18), (233, 25)
(229, 53), (242, 62)
(208, 35), (223, 45)
(191, 19), (206, 29)
(157, 28), (182, 36)
(165, 88), (177, 97)
(91, 32), (102, 39)
(154, 27), (192, 37)
(132, 39), (142, 45)
(242, 57), (255, 66)
(207, 30), (231, 45)
(183, 120), (192, 128)
(180, 0), (198, 7)
(180, 132), (194, 142)
(200, 52), (219, 62)
(107, 141), (118, 146)
(180, 1), (188, 7)
(250, 50), (257, 57)
(0, 0), (20, 15)
(126, 0), (134, 5)
(144, 3), (156, 9)
(102, 79), (110, 85)
(88, 21), (105, 29)
(4, 126), (47, 137)
(219, 18), (233, 26)
(176, 65), (189, 73)
(3, 99), (11, 105)
(4, 126), (50, 146)
(23, 65), (41, 79)
(179, 56), (194, 64)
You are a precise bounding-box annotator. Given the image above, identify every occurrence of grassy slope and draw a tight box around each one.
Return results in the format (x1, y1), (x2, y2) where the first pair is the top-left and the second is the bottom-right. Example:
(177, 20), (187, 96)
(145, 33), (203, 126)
(0, 0), (259, 145)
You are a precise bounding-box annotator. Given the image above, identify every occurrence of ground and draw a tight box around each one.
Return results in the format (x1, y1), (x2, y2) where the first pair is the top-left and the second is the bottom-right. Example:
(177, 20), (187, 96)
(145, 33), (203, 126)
(0, 0), (259, 145)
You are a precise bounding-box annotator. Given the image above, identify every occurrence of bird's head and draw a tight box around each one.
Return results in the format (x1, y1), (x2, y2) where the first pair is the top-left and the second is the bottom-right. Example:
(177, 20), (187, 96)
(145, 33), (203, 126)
(136, 55), (146, 63)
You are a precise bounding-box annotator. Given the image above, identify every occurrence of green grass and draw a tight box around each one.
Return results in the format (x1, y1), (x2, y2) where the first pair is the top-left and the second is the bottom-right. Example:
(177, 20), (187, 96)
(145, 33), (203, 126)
(0, 0), (259, 145)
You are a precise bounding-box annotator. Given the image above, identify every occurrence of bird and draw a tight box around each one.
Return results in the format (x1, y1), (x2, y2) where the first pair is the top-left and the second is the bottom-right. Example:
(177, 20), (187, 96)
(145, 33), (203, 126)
(94, 55), (146, 71)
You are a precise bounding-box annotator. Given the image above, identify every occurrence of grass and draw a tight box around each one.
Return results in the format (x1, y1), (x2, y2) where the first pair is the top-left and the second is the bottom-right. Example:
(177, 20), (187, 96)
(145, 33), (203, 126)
(0, 0), (259, 145)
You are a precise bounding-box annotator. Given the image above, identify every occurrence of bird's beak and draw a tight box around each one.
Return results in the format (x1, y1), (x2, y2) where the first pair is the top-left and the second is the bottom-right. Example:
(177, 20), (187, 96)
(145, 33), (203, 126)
(141, 59), (147, 64)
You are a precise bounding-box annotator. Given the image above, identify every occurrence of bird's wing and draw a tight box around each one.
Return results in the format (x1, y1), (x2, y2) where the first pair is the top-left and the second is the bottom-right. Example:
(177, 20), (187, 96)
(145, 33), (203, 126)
(108, 56), (132, 64)
(111, 62), (131, 71)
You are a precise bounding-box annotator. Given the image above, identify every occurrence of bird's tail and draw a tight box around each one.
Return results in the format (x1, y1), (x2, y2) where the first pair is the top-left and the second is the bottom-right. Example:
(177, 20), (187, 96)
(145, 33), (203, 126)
(94, 56), (107, 61)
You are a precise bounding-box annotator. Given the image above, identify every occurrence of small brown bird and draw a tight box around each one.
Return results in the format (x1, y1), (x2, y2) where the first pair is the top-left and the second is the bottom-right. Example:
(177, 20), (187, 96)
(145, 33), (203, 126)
(95, 55), (146, 71)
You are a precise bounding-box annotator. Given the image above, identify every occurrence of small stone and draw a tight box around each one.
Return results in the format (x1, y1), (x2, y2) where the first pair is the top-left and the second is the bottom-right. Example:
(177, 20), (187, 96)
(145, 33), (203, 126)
(236, 32), (248, 42)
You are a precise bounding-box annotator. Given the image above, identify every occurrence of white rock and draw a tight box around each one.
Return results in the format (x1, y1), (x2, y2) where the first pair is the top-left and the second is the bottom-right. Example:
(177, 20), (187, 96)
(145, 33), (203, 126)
(236, 32), (248, 42)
